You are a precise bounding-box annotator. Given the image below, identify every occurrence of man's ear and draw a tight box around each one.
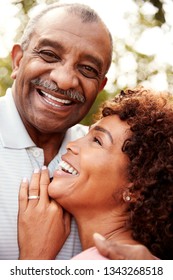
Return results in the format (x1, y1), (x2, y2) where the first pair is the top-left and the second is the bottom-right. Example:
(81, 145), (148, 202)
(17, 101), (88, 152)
(11, 44), (23, 80)
(98, 77), (107, 93)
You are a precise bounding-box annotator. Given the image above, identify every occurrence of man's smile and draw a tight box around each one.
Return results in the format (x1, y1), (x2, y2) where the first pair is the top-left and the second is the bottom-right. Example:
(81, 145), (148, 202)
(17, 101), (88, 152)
(38, 89), (72, 107)
(31, 78), (86, 106)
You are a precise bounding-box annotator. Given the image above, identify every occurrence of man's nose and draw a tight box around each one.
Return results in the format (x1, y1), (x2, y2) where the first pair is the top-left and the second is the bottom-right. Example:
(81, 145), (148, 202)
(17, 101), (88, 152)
(50, 64), (79, 90)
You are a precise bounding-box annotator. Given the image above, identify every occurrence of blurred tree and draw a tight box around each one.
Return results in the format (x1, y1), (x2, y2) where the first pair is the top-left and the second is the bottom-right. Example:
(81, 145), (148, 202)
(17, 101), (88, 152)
(0, 55), (13, 96)
(110, 0), (173, 98)
(0, 0), (58, 96)
(149, 0), (165, 24)
(0, 0), (172, 125)
(81, 89), (110, 125)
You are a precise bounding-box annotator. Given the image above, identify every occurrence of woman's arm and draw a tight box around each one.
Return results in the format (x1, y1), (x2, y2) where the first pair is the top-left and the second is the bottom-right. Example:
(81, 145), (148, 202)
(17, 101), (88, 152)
(18, 166), (71, 260)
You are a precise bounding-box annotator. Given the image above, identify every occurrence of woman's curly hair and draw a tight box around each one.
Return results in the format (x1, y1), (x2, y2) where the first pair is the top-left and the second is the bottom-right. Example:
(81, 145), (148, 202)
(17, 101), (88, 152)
(95, 86), (173, 259)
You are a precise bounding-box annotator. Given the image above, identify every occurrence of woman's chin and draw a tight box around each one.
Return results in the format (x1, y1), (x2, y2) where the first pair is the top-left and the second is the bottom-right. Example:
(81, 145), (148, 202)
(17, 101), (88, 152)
(48, 182), (64, 199)
(48, 180), (76, 201)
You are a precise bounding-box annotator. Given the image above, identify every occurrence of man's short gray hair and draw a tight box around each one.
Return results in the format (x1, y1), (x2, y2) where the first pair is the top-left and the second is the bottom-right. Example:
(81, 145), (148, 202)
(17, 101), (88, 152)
(20, 2), (113, 73)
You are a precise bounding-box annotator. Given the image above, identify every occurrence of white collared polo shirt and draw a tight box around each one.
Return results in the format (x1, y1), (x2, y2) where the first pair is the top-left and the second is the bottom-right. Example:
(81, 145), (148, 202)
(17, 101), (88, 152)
(0, 89), (88, 260)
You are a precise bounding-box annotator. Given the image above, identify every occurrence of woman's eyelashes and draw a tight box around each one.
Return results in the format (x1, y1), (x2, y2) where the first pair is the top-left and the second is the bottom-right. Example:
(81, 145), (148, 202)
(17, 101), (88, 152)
(93, 136), (102, 146)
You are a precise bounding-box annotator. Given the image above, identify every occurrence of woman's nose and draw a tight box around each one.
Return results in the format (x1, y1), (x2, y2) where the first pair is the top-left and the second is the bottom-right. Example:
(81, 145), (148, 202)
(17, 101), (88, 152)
(50, 64), (79, 90)
(66, 140), (80, 155)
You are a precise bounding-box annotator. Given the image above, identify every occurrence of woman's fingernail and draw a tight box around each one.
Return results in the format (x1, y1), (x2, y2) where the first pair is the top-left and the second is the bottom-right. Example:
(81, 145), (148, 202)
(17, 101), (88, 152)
(34, 168), (40, 173)
(93, 233), (106, 241)
(42, 166), (47, 170)
(22, 177), (28, 183)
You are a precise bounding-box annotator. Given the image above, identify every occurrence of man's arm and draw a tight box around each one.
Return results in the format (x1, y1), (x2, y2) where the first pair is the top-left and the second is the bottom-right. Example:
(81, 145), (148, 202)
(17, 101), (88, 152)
(93, 233), (157, 260)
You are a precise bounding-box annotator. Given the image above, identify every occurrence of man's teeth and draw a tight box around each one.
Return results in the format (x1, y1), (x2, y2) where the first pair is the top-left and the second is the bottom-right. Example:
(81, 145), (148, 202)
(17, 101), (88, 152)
(41, 90), (72, 105)
(59, 160), (78, 175)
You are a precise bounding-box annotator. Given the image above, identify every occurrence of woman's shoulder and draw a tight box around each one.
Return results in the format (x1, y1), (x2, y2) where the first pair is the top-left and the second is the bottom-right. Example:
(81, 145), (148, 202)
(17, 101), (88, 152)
(71, 247), (108, 260)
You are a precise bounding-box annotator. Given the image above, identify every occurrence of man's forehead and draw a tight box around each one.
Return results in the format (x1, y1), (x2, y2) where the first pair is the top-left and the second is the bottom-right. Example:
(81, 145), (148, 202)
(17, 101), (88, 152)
(37, 8), (81, 28)
(35, 10), (95, 39)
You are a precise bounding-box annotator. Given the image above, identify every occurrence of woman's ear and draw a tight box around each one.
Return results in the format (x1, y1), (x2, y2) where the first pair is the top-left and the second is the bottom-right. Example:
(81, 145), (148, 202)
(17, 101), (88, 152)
(122, 183), (136, 203)
(11, 44), (23, 80)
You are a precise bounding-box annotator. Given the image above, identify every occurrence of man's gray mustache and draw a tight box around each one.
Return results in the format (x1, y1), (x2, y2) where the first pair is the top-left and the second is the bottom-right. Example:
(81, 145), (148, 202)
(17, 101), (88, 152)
(31, 78), (85, 103)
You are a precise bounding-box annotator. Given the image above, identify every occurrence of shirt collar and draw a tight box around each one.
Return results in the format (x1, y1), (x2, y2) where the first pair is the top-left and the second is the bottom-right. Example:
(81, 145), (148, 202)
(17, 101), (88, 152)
(0, 88), (35, 149)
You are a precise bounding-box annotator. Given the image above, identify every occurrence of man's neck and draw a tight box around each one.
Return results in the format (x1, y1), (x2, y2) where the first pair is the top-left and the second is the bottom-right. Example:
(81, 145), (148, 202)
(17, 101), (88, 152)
(28, 128), (66, 165)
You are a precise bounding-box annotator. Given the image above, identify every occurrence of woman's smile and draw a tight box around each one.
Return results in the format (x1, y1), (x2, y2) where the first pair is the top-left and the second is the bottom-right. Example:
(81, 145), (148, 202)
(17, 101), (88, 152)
(48, 115), (131, 212)
(59, 160), (79, 176)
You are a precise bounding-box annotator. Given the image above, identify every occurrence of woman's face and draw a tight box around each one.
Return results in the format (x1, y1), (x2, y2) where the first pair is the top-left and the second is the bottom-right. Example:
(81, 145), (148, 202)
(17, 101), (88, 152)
(48, 115), (131, 213)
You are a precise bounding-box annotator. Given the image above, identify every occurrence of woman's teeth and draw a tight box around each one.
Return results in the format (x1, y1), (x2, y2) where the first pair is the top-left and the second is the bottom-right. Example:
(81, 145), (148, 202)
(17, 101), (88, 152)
(59, 160), (78, 175)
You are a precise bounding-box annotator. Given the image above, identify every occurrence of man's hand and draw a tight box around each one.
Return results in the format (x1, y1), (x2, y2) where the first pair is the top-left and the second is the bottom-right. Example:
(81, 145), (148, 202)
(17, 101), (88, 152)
(93, 233), (157, 260)
(18, 167), (71, 260)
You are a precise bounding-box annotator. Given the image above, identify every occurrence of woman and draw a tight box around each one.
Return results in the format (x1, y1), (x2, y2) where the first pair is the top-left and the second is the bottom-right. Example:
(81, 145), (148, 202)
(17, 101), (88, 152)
(18, 86), (173, 260)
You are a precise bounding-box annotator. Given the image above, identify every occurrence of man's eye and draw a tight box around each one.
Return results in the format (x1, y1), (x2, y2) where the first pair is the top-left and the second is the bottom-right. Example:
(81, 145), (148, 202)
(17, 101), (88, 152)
(39, 51), (60, 62)
(78, 65), (99, 78)
(93, 137), (102, 146)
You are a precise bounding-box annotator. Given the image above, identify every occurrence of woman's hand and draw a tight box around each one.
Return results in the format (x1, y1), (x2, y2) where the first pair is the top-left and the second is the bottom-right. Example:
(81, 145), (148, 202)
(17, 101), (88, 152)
(18, 166), (71, 260)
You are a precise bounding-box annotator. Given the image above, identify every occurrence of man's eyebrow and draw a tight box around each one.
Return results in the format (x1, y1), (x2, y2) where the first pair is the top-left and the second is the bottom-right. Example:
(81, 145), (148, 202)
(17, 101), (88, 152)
(93, 125), (113, 143)
(37, 38), (64, 51)
(37, 39), (103, 72)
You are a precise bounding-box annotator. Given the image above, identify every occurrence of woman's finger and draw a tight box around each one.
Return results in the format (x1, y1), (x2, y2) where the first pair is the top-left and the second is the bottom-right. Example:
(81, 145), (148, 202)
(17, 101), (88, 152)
(19, 177), (29, 212)
(28, 168), (40, 206)
(39, 166), (50, 204)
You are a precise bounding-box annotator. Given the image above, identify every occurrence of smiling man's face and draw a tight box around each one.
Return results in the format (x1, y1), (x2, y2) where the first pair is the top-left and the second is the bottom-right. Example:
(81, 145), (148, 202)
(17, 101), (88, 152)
(11, 7), (111, 135)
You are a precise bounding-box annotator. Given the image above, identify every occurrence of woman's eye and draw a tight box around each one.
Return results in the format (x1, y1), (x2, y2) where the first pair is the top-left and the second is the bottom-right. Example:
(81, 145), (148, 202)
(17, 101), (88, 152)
(78, 65), (99, 78)
(93, 137), (102, 146)
(39, 51), (60, 62)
